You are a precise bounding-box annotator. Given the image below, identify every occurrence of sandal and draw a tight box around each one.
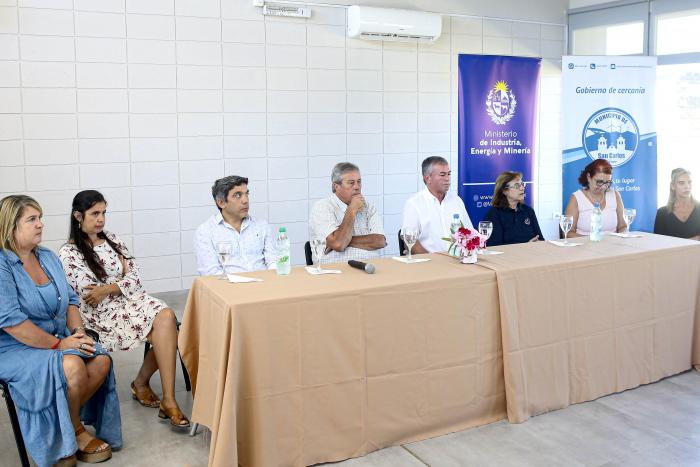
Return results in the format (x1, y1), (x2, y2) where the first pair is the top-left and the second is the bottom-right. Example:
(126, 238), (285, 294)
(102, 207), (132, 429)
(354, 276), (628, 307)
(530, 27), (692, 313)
(130, 381), (161, 408)
(75, 425), (112, 463)
(158, 404), (191, 429)
(53, 454), (77, 467)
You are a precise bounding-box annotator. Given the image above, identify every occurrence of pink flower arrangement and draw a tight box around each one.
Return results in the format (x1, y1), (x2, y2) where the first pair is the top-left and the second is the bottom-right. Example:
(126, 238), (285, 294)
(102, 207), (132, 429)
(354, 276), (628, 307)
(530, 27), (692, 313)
(443, 225), (484, 257)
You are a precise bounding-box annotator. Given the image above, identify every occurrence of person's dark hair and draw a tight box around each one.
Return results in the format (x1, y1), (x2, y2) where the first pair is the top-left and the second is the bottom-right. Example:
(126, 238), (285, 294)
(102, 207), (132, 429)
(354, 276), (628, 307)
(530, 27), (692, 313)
(211, 175), (248, 211)
(578, 159), (613, 187)
(68, 190), (130, 282)
(492, 171), (523, 209)
(421, 156), (449, 180)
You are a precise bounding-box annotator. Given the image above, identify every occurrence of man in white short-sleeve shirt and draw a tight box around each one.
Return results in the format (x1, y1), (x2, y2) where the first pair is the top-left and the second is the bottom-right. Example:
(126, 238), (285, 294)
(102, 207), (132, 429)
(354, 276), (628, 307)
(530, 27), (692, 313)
(309, 162), (386, 264)
(194, 175), (277, 275)
(402, 156), (473, 253)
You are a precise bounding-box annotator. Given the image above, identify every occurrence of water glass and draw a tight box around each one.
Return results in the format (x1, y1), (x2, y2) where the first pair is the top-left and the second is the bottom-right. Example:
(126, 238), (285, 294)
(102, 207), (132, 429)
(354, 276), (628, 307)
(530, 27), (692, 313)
(215, 241), (232, 279)
(560, 215), (574, 244)
(623, 208), (636, 234)
(478, 221), (493, 253)
(401, 226), (420, 262)
(310, 237), (326, 273)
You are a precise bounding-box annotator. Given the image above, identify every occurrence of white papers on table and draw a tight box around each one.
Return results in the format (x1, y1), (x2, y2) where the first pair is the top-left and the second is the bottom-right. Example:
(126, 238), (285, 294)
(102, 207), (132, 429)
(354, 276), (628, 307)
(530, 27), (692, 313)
(549, 240), (582, 247)
(227, 274), (263, 283)
(305, 266), (342, 275)
(391, 257), (431, 264)
(608, 232), (643, 238)
(478, 250), (505, 255)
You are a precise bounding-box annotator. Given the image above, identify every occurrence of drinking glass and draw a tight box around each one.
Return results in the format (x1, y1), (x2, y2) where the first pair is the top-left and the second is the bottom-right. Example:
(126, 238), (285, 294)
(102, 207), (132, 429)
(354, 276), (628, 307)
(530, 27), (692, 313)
(401, 226), (420, 262)
(215, 241), (232, 280)
(623, 208), (636, 235)
(478, 221), (493, 254)
(560, 215), (574, 244)
(310, 237), (326, 273)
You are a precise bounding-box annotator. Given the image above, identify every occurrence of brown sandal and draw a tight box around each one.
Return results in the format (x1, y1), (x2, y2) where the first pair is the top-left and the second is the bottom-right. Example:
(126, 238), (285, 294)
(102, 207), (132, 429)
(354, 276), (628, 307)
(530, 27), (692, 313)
(158, 404), (191, 429)
(53, 454), (77, 467)
(130, 381), (161, 408)
(75, 425), (112, 463)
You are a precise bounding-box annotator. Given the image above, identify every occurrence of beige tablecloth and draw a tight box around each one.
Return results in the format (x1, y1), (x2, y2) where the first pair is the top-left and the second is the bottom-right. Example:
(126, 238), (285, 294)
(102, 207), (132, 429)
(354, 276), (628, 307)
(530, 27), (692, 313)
(179, 254), (505, 467)
(477, 234), (700, 423)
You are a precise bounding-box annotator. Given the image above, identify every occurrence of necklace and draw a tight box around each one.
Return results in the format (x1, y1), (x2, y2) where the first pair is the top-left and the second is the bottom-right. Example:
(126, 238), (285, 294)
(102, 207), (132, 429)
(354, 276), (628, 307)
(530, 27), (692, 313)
(585, 189), (604, 205)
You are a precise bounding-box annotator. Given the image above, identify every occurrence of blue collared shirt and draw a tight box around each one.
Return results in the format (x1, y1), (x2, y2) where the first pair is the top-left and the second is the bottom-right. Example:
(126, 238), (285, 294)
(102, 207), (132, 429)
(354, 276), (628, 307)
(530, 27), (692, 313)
(193, 212), (277, 275)
(482, 204), (544, 246)
(0, 247), (80, 352)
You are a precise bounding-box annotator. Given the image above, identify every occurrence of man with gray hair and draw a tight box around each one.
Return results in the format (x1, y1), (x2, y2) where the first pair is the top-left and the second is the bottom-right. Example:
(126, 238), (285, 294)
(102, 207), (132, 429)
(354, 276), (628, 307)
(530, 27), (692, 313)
(194, 175), (277, 275)
(309, 162), (386, 263)
(402, 156), (472, 253)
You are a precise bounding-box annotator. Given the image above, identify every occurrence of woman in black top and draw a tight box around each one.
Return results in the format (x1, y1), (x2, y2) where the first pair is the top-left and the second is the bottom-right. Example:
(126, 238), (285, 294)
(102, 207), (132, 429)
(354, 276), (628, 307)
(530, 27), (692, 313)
(482, 171), (544, 246)
(654, 168), (700, 240)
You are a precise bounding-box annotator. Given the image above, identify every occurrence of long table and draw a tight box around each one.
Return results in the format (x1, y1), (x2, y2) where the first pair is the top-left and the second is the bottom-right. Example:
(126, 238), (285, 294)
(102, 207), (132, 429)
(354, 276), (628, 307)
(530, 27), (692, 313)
(476, 234), (700, 423)
(178, 254), (506, 467)
(179, 234), (700, 466)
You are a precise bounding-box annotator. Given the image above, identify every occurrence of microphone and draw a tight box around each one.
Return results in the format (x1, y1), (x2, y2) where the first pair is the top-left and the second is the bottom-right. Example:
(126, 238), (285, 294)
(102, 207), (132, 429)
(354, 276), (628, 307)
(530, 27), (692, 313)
(348, 260), (375, 274)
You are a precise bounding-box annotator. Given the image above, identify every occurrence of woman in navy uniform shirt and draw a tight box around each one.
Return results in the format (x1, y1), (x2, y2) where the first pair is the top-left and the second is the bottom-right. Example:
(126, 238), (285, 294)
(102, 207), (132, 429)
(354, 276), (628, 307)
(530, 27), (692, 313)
(482, 171), (544, 246)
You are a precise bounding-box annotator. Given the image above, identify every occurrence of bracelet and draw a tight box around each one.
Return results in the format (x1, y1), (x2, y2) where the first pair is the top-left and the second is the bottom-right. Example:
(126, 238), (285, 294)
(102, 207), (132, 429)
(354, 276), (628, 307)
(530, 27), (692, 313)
(71, 326), (86, 334)
(50, 338), (61, 350)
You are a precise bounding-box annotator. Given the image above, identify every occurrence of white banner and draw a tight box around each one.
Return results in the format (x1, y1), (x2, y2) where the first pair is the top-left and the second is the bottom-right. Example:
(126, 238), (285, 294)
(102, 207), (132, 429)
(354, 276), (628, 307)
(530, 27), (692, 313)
(561, 56), (657, 231)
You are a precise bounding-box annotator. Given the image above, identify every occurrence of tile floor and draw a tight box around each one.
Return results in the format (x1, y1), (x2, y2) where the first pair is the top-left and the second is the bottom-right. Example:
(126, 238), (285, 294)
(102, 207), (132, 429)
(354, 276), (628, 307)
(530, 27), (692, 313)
(2, 290), (699, 467)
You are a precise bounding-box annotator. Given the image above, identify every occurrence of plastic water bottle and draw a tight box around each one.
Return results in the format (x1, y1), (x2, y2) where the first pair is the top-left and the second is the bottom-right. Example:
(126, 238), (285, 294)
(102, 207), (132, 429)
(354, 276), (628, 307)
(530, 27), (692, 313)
(450, 213), (461, 234)
(448, 213), (461, 255)
(589, 202), (603, 242)
(276, 227), (291, 275)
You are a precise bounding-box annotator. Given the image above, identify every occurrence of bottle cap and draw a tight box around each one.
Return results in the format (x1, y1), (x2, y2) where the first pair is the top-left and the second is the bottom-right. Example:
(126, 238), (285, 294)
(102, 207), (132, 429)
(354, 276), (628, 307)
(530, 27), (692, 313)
(279, 227), (286, 232)
(453, 213), (459, 219)
(593, 202), (600, 208)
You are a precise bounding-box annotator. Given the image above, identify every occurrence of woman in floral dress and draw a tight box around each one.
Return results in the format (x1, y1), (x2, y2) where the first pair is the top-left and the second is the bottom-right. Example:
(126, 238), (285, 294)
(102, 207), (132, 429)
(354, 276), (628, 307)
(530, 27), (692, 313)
(59, 190), (189, 429)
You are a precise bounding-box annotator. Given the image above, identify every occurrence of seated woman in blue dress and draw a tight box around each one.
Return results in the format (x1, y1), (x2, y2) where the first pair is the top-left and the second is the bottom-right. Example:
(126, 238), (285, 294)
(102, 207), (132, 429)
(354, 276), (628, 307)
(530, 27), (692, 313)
(482, 171), (544, 246)
(0, 195), (121, 467)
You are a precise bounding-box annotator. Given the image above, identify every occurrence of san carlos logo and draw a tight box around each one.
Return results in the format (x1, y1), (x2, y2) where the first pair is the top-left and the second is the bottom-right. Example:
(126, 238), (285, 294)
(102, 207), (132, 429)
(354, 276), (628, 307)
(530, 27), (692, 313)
(486, 80), (517, 125)
(582, 107), (639, 167)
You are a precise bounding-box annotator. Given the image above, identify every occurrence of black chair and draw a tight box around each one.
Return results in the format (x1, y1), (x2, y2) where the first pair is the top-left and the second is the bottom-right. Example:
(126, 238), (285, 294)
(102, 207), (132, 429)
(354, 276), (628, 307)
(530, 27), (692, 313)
(143, 321), (191, 392)
(304, 241), (313, 266)
(398, 230), (407, 256)
(0, 379), (31, 467)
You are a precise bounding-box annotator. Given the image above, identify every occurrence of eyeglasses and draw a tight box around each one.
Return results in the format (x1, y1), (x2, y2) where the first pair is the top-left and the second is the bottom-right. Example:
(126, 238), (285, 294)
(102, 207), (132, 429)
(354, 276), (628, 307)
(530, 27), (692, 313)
(593, 180), (613, 187)
(506, 182), (527, 189)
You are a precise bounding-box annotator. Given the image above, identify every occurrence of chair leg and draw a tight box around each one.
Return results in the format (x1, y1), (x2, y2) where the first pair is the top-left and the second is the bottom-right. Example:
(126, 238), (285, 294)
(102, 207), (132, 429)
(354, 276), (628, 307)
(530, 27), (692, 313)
(179, 349), (191, 392)
(1, 381), (31, 467)
(189, 422), (199, 437)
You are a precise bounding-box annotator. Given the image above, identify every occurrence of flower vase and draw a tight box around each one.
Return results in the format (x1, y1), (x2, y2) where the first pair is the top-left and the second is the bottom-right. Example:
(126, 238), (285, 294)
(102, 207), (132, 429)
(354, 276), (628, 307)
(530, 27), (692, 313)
(460, 249), (478, 264)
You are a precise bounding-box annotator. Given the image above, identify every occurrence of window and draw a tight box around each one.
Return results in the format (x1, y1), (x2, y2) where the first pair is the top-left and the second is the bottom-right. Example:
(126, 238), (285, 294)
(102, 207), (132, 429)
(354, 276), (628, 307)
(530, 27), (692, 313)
(656, 10), (700, 55)
(572, 22), (645, 55)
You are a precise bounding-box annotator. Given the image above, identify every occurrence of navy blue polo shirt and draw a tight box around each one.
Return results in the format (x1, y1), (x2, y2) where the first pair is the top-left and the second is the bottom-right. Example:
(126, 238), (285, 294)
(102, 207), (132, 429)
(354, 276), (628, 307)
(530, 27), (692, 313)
(482, 204), (544, 246)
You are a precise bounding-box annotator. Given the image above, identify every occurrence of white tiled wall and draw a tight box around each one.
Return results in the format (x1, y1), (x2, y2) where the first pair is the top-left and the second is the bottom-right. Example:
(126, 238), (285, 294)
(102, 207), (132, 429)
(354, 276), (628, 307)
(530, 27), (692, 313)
(0, 1), (566, 292)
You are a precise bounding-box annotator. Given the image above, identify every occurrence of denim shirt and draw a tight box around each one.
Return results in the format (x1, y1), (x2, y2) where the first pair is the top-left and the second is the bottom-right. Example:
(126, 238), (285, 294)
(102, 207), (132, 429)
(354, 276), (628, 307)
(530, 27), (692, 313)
(0, 247), (80, 352)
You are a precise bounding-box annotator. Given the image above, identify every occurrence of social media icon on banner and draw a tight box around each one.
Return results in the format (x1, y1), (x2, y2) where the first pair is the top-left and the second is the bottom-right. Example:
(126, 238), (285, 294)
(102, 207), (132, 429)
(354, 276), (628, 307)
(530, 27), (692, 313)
(590, 63), (596, 69)
(611, 64), (616, 69)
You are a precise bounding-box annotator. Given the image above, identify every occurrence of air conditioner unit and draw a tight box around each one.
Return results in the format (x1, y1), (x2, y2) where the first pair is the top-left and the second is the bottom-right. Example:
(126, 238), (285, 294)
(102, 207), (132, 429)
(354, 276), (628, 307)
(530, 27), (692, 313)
(347, 6), (442, 43)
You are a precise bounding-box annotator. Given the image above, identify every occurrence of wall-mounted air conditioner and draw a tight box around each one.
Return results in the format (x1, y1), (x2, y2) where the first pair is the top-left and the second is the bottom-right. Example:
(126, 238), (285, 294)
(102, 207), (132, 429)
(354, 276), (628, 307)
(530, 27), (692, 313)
(347, 6), (442, 43)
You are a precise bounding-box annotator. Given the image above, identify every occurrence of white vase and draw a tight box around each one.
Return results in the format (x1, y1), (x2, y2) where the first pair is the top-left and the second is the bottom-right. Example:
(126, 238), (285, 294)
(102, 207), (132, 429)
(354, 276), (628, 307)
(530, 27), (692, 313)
(460, 249), (478, 264)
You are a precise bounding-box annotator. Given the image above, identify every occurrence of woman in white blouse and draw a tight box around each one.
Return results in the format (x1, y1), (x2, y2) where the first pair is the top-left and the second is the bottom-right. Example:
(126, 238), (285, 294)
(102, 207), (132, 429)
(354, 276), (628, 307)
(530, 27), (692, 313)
(565, 159), (626, 237)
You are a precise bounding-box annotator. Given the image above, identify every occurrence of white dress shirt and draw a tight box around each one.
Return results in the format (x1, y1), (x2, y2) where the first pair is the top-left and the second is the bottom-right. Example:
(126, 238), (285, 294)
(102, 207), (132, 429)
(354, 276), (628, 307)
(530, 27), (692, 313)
(402, 188), (473, 253)
(309, 194), (385, 264)
(194, 212), (276, 275)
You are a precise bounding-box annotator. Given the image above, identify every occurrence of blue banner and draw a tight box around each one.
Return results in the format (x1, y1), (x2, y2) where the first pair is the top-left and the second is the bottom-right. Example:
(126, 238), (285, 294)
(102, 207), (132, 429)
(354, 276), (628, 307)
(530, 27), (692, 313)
(562, 56), (657, 231)
(458, 55), (542, 224)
